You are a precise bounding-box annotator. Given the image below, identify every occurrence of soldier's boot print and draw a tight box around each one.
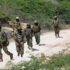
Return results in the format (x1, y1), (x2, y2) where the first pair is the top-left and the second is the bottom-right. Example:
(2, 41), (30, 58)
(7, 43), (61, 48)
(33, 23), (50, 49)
(27, 39), (30, 49)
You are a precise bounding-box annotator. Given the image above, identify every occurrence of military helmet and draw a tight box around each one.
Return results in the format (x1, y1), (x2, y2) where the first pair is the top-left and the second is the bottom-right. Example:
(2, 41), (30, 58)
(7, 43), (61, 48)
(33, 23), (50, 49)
(34, 20), (39, 25)
(54, 16), (58, 20)
(54, 16), (57, 19)
(34, 20), (38, 23)
(27, 24), (31, 28)
(16, 16), (20, 22)
(16, 16), (19, 19)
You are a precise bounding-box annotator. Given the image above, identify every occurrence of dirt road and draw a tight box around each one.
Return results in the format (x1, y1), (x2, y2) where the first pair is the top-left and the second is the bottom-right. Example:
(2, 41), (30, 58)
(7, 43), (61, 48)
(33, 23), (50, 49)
(0, 29), (70, 69)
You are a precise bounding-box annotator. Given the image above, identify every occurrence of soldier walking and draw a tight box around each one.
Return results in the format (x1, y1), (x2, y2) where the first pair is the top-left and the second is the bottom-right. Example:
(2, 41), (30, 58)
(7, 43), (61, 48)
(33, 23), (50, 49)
(32, 20), (41, 45)
(0, 25), (13, 62)
(24, 24), (33, 49)
(14, 17), (25, 57)
(53, 16), (60, 38)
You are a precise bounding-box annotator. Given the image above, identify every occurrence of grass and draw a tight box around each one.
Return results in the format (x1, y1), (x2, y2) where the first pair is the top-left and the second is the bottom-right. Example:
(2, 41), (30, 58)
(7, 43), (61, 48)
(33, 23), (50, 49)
(3, 50), (70, 70)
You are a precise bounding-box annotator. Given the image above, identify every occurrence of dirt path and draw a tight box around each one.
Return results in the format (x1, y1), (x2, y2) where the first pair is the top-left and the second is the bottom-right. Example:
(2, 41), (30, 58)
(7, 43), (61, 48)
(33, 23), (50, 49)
(0, 29), (70, 69)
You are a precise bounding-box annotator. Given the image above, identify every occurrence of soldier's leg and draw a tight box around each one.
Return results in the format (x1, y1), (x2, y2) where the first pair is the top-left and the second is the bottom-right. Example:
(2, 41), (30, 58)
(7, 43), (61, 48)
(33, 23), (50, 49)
(3, 46), (13, 60)
(27, 38), (32, 49)
(55, 29), (58, 38)
(15, 41), (21, 56)
(29, 38), (33, 48)
(57, 30), (60, 37)
(54, 28), (57, 38)
(55, 32), (57, 38)
(0, 47), (3, 61)
(35, 32), (40, 44)
(27, 39), (30, 49)
(26, 37), (30, 49)
(56, 27), (60, 38)
(20, 42), (24, 57)
(55, 29), (60, 38)
(16, 44), (21, 56)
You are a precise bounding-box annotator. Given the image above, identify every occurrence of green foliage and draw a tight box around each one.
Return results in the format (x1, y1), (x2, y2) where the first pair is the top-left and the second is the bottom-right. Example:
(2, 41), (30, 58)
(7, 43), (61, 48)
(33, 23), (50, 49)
(3, 52), (70, 70)
(0, 0), (70, 27)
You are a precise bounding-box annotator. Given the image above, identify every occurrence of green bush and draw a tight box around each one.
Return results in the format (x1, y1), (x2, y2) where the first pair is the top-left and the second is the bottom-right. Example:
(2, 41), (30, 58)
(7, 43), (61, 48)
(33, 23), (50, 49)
(0, 0), (70, 28)
(3, 51), (70, 70)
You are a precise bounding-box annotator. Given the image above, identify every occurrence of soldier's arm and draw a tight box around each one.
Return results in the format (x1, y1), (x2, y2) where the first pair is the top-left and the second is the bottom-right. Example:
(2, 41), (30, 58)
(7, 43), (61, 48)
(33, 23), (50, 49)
(39, 26), (41, 31)
(58, 20), (61, 29)
(2, 31), (8, 41)
(22, 29), (26, 43)
(31, 29), (34, 37)
(23, 29), (26, 36)
(52, 20), (54, 29)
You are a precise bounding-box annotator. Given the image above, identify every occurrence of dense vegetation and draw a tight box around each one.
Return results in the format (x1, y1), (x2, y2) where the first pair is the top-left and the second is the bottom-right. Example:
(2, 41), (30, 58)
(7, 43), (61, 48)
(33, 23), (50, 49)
(3, 51), (70, 70)
(0, 0), (70, 28)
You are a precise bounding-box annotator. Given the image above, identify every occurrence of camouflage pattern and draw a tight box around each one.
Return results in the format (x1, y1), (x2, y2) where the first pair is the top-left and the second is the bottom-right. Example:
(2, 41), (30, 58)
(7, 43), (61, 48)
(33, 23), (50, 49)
(0, 27), (13, 61)
(53, 16), (60, 38)
(14, 28), (25, 57)
(32, 22), (41, 45)
(13, 17), (25, 57)
(24, 24), (33, 49)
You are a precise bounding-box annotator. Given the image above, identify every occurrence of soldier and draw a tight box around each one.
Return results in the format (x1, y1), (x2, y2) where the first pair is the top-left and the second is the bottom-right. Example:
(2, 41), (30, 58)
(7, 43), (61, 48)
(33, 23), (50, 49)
(14, 17), (25, 57)
(32, 20), (41, 45)
(24, 24), (33, 49)
(53, 16), (60, 38)
(0, 25), (13, 62)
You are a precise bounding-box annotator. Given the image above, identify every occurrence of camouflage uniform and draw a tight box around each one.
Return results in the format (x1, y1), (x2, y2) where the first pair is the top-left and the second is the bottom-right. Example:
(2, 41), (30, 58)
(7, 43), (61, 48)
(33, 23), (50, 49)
(24, 24), (33, 49)
(32, 21), (41, 45)
(53, 16), (60, 38)
(14, 28), (24, 57)
(14, 17), (24, 57)
(0, 26), (13, 61)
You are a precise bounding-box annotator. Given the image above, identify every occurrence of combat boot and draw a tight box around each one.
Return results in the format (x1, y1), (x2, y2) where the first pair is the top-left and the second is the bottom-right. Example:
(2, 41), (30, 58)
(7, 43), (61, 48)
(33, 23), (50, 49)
(0, 55), (3, 62)
(18, 52), (20, 56)
(21, 53), (23, 57)
(10, 54), (13, 60)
